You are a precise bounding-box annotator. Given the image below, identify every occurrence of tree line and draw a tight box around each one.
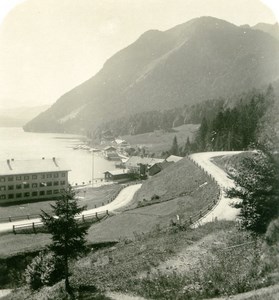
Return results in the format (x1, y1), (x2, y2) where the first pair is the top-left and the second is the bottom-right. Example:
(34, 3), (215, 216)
(166, 86), (276, 156)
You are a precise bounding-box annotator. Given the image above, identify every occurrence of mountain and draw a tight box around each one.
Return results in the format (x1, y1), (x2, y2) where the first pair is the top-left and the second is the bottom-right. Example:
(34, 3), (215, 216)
(0, 105), (50, 127)
(24, 17), (279, 134)
(252, 22), (279, 40)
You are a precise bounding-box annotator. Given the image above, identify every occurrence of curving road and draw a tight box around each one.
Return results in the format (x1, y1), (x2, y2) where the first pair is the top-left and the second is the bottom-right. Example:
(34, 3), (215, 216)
(0, 184), (142, 234)
(189, 151), (243, 226)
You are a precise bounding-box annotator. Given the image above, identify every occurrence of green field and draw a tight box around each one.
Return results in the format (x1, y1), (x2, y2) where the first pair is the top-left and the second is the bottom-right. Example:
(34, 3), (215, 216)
(0, 184), (122, 221)
(123, 124), (199, 154)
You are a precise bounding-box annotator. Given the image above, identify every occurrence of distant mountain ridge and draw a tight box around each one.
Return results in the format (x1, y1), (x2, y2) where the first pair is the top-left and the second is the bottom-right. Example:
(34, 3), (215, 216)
(252, 22), (279, 40)
(0, 105), (50, 127)
(24, 17), (279, 134)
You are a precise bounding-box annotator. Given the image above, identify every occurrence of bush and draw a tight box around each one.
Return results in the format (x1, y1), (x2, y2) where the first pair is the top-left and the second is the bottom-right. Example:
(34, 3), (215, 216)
(265, 217), (279, 246)
(151, 194), (160, 200)
(25, 251), (62, 290)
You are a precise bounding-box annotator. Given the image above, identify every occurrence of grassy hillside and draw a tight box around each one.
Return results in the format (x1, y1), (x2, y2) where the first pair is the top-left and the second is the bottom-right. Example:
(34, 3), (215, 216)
(212, 152), (254, 174)
(123, 124), (199, 154)
(5, 220), (279, 300)
(132, 156), (218, 206)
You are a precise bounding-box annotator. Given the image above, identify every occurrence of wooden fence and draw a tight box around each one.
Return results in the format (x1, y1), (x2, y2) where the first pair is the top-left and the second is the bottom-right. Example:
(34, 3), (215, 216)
(12, 210), (111, 234)
(0, 181), (140, 224)
(182, 155), (223, 227)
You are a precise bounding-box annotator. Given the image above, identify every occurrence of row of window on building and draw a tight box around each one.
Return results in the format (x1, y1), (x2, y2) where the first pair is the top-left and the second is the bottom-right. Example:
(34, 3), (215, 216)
(0, 189), (65, 200)
(0, 172), (66, 182)
(0, 181), (66, 191)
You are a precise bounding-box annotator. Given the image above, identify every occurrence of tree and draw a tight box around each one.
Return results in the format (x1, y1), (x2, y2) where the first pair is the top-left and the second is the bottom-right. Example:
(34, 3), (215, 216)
(170, 135), (179, 156)
(226, 149), (279, 234)
(41, 186), (88, 296)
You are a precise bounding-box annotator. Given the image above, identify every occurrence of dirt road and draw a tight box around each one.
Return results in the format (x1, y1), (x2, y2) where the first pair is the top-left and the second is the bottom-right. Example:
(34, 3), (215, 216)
(0, 184), (142, 234)
(189, 151), (242, 226)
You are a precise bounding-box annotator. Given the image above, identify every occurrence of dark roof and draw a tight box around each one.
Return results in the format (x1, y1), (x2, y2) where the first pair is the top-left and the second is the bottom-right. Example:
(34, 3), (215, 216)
(125, 156), (164, 168)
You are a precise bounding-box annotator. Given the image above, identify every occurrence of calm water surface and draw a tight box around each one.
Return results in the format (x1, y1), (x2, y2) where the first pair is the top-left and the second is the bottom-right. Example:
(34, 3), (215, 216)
(0, 127), (115, 185)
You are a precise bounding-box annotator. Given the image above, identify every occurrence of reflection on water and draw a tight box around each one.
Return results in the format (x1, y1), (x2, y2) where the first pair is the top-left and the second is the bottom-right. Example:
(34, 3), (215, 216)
(0, 127), (116, 185)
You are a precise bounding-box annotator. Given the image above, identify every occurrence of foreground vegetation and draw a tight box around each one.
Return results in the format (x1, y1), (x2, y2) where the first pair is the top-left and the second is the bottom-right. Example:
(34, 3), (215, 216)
(4, 219), (279, 300)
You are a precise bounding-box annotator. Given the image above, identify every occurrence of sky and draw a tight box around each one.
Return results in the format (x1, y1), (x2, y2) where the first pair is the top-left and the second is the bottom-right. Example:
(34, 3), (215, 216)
(0, 0), (278, 110)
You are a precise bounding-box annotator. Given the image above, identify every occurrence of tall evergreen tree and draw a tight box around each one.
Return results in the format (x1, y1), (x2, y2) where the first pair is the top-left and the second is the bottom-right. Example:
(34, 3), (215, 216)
(41, 186), (88, 296)
(170, 135), (179, 156)
(226, 149), (279, 234)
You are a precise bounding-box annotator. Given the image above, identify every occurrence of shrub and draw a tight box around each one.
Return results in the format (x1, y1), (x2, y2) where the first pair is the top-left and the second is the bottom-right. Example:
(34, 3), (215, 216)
(265, 217), (279, 246)
(25, 251), (62, 290)
(151, 194), (160, 200)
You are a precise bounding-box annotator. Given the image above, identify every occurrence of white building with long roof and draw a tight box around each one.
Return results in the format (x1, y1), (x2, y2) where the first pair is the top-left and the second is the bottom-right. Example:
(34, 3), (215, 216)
(0, 157), (70, 203)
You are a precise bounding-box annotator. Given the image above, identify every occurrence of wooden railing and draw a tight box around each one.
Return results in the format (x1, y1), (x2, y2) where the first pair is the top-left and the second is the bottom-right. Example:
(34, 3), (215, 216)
(12, 210), (111, 234)
(0, 182), (140, 224)
(182, 155), (223, 227)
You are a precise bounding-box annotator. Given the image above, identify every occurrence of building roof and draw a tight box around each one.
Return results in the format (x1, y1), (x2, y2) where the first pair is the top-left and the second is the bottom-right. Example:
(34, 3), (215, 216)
(104, 146), (117, 151)
(125, 156), (164, 168)
(104, 169), (129, 176)
(149, 161), (173, 170)
(0, 158), (71, 176)
(115, 139), (128, 145)
(166, 155), (183, 163)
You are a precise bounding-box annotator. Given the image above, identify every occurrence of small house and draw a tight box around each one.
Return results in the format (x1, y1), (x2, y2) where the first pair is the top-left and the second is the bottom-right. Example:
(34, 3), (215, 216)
(103, 146), (120, 161)
(104, 169), (131, 181)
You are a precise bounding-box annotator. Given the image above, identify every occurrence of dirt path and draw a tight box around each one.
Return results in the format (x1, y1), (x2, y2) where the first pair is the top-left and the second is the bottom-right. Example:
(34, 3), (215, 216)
(189, 151), (243, 225)
(139, 232), (224, 279)
(0, 184), (142, 234)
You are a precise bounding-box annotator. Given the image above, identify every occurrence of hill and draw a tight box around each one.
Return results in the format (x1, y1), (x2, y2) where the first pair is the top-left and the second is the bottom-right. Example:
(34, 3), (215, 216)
(24, 16), (279, 134)
(253, 22), (279, 40)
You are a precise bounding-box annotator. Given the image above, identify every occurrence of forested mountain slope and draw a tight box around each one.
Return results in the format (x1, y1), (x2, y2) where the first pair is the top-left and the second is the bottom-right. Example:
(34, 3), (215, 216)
(24, 17), (279, 134)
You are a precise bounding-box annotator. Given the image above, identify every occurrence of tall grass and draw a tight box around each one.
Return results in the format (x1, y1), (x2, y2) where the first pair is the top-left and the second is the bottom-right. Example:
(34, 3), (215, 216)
(125, 230), (279, 299)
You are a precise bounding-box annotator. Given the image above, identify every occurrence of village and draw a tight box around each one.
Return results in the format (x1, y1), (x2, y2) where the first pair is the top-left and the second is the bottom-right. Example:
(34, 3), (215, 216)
(76, 129), (183, 184)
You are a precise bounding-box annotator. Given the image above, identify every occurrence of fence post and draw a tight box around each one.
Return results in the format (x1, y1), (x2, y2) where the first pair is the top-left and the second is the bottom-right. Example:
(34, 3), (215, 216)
(32, 222), (36, 234)
(94, 204), (97, 208)
(13, 225), (16, 234)
(9, 216), (12, 222)
(106, 210), (109, 216)
(95, 212), (99, 221)
(27, 215), (30, 220)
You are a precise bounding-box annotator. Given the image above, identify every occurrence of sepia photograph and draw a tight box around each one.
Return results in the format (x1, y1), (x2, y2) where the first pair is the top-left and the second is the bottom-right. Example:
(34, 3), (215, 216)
(0, 0), (279, 299)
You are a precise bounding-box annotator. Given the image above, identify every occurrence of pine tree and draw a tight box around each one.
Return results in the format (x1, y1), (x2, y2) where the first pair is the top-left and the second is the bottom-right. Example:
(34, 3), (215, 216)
(170, 135), (179, 156)
(41, 186), (88, 296)
(183, 136), (191, 155)
(226, 149), (279, 234)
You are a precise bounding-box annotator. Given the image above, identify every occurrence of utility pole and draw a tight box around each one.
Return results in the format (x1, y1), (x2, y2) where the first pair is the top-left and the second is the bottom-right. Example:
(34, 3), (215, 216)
(91, 150), (94, 187)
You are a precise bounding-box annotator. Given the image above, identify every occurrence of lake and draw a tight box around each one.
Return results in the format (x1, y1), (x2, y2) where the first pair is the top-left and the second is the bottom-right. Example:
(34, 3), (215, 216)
(0, 127), (116, 185)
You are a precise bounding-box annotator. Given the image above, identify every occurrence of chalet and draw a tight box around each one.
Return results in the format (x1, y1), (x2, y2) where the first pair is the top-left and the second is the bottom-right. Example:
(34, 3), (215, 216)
(125, 156), (164, 175)
(103, 146), (120, 161)
(104, 169), (131, 181)
(114, 139), (130, 151)
(0, 157), (70, 203)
